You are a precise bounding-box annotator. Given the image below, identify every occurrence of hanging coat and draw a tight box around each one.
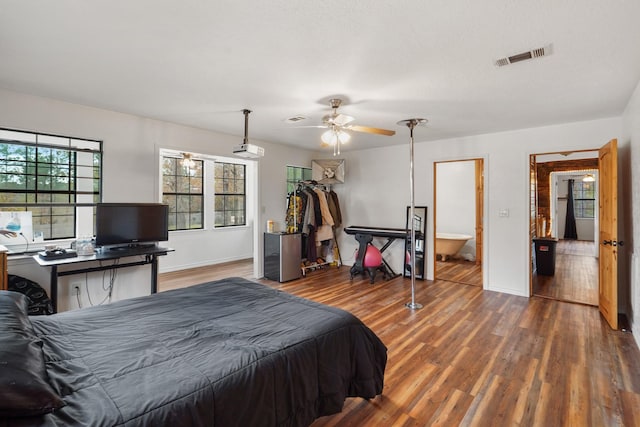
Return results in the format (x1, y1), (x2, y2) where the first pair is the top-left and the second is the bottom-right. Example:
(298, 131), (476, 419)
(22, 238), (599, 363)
(327, 190), (342, 228)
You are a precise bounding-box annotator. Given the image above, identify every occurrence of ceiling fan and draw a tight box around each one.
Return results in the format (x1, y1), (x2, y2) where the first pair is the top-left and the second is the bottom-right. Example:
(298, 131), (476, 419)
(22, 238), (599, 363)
(304, 98), (396, 155)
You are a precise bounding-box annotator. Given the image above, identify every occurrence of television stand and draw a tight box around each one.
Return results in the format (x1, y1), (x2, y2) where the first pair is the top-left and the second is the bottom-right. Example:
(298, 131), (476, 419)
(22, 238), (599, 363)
(109, 243), (156, 252)
(34, 245), (174, 313)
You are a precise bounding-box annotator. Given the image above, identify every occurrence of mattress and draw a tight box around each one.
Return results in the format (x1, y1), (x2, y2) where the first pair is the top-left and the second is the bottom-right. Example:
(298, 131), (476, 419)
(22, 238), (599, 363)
(2, 277), (387, 426)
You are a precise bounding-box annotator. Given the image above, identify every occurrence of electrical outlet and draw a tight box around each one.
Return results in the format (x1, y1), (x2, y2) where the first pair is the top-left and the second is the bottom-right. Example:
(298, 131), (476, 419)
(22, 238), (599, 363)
(73, 285), (81, 296)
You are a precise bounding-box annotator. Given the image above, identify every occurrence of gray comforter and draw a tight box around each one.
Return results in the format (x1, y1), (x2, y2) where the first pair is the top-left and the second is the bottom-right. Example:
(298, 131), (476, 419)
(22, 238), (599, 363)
(7, 277), (386, 426)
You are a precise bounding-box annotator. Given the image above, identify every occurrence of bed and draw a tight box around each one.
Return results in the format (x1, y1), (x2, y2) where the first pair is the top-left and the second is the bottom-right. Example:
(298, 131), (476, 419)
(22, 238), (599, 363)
(0, 277), (387, 426)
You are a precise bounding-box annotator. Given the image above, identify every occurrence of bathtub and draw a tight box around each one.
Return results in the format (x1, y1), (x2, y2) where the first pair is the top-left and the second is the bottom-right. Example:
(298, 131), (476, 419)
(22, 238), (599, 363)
(436, 232), (473, 261)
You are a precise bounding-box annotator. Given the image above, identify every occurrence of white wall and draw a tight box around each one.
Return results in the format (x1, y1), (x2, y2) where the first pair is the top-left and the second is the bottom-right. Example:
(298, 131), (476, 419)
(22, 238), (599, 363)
(436, 160), (476, 259)
(334, 116), (624, 297)
(622, 79), (640, 346)
(0, 88), (317, 311)
(2, 86), (635, 333)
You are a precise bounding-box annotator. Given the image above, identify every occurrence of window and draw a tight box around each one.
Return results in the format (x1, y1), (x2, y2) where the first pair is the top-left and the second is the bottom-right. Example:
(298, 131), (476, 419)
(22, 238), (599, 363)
(162, 156), (203, 231)
(214, 162), (245, 227)
(0, 128), (101, 240)
(160, 151), (252, 231)
(286, 165), (312, 193)
(573, 180), (596, 219)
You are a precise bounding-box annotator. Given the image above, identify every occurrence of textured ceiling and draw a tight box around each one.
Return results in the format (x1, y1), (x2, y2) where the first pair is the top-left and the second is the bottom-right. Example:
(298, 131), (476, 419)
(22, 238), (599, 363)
(1, 1), (639, 152)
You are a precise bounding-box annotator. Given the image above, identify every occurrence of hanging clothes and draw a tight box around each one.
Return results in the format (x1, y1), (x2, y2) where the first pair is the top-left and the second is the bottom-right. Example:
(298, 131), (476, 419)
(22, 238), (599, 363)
(306, 225), (317, 261)
(283, 180), (343, 265)
(313, 188), (334, 226)
(306, 188), (323, 226)
(285, 190), (306, 233)
(302, 189), (316, 234)
(313, 188), (334, 243)
(327, 190), (342, 228)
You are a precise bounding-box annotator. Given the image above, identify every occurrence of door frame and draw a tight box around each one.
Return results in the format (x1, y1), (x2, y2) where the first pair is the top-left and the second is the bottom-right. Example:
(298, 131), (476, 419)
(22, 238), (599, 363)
(433, 158), (485, 285)
(528, 141), (618, 329)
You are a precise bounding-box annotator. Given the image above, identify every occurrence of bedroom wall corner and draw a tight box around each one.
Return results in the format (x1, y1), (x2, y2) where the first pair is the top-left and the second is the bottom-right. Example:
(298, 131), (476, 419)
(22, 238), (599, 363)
(622, 78), (640, 348)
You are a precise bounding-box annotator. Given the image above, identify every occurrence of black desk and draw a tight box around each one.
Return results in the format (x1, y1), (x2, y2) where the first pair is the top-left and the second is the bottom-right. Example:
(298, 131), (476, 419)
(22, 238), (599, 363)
(34, 245), (174, 312)
(344, 226), (410, 279)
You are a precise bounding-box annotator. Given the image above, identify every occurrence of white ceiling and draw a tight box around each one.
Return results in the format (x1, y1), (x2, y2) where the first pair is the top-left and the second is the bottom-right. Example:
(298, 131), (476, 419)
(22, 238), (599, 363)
(1, 1), (640, 152)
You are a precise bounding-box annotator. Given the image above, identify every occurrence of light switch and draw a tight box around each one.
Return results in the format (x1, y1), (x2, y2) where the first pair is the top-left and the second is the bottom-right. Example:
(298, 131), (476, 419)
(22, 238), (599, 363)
(499, 209), (509, 217)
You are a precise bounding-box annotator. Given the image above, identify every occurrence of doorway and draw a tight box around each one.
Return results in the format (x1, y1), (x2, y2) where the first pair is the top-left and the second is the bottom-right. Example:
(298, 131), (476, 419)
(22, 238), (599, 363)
(530, 151), (599, 306)
(434, 159), (484, 287)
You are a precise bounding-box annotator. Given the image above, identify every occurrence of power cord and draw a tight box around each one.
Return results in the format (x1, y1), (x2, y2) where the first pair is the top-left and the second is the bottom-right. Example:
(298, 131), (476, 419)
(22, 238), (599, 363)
(75, 285), (82, 309)
(102, 259), (118, 302)
(19, 232), (30, 252)
(85, 260), (119, 307)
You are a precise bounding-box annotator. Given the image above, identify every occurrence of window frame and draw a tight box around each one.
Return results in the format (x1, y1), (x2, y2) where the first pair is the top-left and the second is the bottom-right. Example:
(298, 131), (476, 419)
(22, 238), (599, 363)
(214, 162), (246, 228)
(573, 180), (596, 219)
(286, 165), (312, 193)
(0, 128), (102, 242)
(161, 156), (204, 231)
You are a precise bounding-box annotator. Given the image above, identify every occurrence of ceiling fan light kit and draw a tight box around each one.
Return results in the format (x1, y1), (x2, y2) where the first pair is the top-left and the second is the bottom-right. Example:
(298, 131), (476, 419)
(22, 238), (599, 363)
(321, 127), (351, 156)
(290, 97), (396, 154)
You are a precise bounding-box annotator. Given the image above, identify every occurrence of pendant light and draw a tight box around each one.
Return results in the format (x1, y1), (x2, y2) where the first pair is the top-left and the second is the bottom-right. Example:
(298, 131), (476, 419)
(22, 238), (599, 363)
(181, 152), (195, 168)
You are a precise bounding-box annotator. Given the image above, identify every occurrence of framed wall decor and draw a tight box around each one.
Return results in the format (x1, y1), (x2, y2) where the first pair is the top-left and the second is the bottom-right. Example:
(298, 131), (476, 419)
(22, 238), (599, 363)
(311, 159), (345, 184)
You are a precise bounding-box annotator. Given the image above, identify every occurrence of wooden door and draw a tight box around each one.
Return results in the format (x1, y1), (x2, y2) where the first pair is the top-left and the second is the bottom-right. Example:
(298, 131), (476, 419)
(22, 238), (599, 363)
(475, 159), (484, 266)
(598, 139), (618, 329)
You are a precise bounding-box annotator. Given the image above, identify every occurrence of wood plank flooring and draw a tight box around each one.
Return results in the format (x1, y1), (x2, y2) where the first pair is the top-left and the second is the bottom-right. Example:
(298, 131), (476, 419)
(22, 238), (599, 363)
(436, 258), (483, 287)
(532, 240), (598, 306)
(158, 260), (640, 426)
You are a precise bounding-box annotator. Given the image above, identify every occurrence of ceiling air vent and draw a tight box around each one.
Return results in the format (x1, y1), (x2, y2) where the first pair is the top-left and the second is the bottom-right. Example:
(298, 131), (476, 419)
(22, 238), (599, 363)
(494, 44), (553, 67)
(284, 116), (307, 123)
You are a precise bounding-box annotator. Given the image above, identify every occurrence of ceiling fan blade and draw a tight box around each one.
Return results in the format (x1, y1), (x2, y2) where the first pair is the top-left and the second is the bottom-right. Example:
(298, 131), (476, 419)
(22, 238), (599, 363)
(288, 125), (328, 129)
(333, 113), (355, 126)
(322, 113), (354, 125)
(348, 125), (396, 136)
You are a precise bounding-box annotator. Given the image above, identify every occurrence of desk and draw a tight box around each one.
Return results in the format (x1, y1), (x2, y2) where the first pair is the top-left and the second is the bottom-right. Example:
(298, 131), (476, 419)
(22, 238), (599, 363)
(34, 245), (173, 312)
(344, 226), (410, 279)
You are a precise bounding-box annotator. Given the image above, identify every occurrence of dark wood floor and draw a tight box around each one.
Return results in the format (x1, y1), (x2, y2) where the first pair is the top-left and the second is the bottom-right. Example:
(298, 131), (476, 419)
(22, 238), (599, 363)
(532, 240), (598, 306)
(436, 258), (483, 287)
(159, 260), (640, 426)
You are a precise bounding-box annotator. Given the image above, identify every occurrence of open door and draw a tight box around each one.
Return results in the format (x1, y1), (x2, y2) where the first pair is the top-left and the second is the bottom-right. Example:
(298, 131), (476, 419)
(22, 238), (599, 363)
(475, 159), (484, 266)
(598, 139), (618, 329)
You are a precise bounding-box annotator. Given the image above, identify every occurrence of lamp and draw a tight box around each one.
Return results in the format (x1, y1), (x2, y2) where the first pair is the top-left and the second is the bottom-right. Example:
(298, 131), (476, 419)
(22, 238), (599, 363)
(181, 152), (195, 168)
(583, 173), (595, 182)
(397, 118), (428, 310)
(321, 126), (350, 156)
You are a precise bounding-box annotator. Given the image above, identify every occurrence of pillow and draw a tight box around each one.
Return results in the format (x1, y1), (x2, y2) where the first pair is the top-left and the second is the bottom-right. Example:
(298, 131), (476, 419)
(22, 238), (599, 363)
(0, 290), (65, 417)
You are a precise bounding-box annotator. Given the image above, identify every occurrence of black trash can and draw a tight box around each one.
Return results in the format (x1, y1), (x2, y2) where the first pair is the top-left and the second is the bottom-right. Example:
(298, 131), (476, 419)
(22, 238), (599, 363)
(533, 237), (558, 276)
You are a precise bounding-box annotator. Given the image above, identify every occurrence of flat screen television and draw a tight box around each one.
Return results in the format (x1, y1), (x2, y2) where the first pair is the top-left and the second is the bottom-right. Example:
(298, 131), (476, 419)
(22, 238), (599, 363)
(95, 203), (169, 248)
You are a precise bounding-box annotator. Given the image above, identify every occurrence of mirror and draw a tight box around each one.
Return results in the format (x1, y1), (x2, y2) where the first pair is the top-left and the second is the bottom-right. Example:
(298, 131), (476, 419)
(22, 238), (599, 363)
(404, 206), (427, 279)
